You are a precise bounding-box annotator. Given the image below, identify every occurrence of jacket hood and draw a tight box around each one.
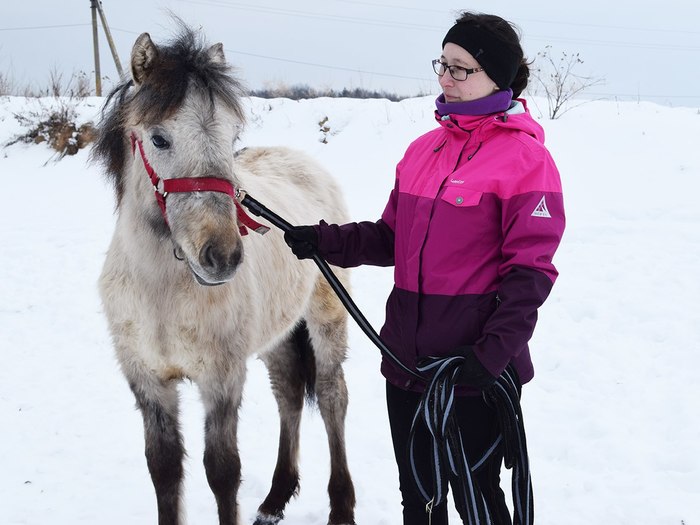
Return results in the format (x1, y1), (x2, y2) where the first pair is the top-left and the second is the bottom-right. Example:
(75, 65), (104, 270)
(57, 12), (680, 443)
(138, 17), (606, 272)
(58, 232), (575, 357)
(434, 98), (546, 145)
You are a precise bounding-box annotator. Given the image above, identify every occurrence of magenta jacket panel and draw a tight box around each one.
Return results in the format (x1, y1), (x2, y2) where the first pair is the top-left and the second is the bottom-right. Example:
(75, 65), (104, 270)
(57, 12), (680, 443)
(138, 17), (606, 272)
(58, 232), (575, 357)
(317, 100), (565, 393)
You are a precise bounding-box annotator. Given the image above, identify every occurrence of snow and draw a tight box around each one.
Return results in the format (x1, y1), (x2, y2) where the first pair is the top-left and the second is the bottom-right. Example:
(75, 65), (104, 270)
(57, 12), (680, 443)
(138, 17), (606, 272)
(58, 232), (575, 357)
(1, 94), (698, 525)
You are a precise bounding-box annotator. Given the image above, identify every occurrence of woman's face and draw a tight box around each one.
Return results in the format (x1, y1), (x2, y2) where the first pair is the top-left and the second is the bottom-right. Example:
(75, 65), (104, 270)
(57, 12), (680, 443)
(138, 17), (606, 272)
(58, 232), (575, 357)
(439, 42), (499, 103)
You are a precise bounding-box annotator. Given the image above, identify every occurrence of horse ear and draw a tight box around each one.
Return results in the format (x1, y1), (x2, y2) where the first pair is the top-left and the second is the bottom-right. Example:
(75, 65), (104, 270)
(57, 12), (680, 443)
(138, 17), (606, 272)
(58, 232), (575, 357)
(131, 32), (159, 85)
(207, 43), (226, 65)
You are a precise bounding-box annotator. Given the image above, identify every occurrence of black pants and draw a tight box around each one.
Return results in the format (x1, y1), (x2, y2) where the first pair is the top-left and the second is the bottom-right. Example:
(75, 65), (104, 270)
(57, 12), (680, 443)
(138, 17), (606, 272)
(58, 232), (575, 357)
(386, 381), (512, 525)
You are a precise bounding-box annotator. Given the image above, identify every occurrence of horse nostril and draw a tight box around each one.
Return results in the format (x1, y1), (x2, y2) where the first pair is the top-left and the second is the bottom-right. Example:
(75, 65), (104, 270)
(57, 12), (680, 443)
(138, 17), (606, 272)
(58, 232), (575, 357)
(229, 246), (243, 269)
(199, 242), (220, 271)
(199, 242), (242, 276)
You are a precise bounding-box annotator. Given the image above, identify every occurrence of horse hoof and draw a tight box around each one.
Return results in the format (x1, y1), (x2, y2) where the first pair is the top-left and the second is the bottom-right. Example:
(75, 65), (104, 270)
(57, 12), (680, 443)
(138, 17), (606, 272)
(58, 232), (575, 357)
(253, 512), (283, 525)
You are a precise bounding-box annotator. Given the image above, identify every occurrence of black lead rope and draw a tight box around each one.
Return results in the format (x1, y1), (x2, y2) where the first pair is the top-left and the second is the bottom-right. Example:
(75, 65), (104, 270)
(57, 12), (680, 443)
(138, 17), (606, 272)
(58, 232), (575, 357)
(239, 192), (532, 525)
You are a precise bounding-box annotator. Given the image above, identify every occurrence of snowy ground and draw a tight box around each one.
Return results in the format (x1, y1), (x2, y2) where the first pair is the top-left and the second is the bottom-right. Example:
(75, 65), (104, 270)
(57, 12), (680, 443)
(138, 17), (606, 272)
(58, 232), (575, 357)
(1, 94), (698, 524)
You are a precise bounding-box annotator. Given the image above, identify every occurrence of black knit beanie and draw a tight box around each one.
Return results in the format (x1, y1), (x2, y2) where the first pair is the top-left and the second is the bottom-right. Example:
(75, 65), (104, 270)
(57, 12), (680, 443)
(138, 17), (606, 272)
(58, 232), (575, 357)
(442, 21), (521, 90)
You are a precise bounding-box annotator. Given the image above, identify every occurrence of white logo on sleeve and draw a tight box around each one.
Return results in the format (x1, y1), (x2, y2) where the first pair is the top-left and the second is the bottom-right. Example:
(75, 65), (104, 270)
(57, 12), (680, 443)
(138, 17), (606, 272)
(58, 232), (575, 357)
(531, 196), (552, 218)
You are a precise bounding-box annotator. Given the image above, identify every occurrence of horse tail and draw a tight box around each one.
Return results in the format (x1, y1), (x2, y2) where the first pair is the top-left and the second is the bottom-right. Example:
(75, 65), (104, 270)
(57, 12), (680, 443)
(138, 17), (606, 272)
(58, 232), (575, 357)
(292, 320), (317, 404)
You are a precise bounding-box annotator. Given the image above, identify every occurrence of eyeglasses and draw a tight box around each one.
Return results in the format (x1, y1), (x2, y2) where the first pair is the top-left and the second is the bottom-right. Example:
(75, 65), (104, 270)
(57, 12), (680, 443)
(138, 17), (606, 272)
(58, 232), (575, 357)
(431, 59), (484, 81)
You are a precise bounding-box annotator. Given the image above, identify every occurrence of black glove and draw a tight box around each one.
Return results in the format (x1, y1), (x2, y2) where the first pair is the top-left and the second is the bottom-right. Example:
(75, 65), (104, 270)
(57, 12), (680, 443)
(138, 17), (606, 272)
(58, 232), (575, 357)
(456, 346), (498, 390)
(284, 225), (319, 260)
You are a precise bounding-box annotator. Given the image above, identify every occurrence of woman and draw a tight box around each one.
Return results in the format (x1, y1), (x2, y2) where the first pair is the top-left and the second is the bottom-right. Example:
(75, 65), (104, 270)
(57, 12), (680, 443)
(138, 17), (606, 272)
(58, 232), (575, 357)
(285, 11), (565, 525)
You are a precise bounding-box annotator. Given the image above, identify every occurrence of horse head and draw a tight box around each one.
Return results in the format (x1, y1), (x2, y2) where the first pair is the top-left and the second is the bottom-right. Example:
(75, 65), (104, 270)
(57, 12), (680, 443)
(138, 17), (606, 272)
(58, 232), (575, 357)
(95, 27), (253, 286)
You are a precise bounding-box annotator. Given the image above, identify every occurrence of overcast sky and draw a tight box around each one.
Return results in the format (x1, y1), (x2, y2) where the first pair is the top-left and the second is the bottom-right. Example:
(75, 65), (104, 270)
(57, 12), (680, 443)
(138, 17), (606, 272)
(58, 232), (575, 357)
(1, 0), (699, 106)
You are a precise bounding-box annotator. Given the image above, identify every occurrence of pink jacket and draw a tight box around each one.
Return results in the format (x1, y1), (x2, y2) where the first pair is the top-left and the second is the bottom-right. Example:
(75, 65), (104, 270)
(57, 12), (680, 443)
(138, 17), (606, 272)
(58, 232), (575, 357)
(317, 100), (565, 392)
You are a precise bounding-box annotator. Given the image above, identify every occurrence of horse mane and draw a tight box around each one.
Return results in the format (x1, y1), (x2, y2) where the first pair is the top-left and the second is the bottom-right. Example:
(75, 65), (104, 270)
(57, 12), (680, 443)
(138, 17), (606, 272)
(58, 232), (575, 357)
(91, 24), (247, 205)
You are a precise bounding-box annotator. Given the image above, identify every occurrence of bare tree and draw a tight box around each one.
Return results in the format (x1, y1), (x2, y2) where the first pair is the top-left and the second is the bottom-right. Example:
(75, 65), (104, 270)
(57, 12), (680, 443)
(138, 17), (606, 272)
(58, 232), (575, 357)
(47, 66), (65, 98)
(69, 71), (93, 98)
(0, 45), (14, 96)
(530, 45), (604, 119)
(0, 71), (12, 96)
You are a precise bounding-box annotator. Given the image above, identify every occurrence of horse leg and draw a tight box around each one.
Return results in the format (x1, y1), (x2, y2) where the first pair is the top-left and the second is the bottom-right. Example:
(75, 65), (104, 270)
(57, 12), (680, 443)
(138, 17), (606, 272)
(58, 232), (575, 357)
(307, 278), (356, 525)
(254, 325), (310, 525)
(128, 373), (185, 525)
(198, 377), (245, 525)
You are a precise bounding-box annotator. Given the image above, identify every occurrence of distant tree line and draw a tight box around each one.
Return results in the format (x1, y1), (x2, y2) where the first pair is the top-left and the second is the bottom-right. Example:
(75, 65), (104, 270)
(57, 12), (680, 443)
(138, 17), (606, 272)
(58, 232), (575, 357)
(248, 83), (413, 102)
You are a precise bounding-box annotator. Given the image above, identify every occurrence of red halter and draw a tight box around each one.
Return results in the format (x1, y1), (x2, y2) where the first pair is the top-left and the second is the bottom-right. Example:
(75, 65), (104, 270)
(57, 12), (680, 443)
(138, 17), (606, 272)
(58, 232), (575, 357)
(130, 132), (269, 236)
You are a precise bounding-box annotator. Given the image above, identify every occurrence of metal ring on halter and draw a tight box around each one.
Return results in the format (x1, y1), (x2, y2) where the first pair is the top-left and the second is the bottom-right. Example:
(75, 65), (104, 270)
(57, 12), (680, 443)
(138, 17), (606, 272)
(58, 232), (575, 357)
(154, 180), (168, 197)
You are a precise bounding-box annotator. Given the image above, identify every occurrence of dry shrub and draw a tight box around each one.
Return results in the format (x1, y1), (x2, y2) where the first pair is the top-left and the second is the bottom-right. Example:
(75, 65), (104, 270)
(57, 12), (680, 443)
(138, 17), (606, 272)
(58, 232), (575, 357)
(7, 99), (97, 159)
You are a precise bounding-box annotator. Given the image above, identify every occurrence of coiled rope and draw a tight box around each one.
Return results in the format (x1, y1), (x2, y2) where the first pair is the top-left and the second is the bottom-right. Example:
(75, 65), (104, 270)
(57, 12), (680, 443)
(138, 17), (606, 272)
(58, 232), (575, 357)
(411, 357), (533, 525)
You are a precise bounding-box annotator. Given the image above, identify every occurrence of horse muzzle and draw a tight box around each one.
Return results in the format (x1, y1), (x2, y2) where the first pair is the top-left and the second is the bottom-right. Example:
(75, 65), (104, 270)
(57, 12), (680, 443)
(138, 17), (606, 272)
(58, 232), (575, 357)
(175, 241), (244, 286)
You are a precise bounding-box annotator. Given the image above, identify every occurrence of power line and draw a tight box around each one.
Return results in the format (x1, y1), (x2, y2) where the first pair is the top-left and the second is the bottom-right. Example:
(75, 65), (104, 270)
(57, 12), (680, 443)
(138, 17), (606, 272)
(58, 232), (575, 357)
(526, 34), (700, 52)
(225, 48), (431, 82)
(583, 91), (700, 100)
(106, 26), (434, 82)
(109, 26), (142, 36)
(336, 0), (700, 36)
(520, 18), (700, 36)
(0, 23), (91, 32)
(335, 0), (451, 14)
(178, 0), (442, 31)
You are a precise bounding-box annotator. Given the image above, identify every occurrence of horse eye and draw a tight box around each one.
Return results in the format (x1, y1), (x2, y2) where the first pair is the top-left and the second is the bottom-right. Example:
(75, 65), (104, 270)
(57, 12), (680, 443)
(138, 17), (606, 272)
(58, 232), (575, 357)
(151, 135), (170, 149)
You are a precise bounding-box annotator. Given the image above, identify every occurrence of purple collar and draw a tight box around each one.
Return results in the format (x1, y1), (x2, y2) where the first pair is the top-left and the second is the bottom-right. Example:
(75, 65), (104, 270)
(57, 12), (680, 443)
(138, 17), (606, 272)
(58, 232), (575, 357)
(435, 89), (513, 117)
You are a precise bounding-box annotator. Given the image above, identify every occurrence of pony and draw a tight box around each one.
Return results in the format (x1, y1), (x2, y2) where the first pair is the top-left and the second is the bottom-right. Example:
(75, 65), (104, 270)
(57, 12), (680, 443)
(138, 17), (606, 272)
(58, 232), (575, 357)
(92, 26), (355, 525)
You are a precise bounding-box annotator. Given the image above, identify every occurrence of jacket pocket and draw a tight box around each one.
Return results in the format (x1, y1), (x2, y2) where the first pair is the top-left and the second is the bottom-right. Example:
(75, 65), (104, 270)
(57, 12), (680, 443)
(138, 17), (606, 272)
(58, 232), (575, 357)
(440, 187), (483, 207)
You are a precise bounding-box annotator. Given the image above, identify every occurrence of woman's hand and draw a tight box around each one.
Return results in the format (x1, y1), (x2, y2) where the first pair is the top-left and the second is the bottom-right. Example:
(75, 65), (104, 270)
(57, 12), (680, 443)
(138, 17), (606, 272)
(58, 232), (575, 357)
(284, 225), (319, 260)
(455, 346), (497, 389)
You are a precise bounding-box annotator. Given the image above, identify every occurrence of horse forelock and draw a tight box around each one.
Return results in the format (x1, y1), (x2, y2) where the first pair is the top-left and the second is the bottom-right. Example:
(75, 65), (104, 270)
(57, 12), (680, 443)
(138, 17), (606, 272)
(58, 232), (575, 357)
(91, 25), (247, 207)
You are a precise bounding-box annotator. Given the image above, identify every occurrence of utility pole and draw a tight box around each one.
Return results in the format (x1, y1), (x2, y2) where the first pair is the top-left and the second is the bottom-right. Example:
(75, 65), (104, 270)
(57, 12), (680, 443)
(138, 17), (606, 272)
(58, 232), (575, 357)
(90, 1), (124, 95)
(95, 1), (124, 78)
(90, 0), (101, 96)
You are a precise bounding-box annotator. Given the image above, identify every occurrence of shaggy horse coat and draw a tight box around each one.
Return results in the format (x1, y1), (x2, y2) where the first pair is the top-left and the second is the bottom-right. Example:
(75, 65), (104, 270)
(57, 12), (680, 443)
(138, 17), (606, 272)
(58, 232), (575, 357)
(92, 27), (355, 525)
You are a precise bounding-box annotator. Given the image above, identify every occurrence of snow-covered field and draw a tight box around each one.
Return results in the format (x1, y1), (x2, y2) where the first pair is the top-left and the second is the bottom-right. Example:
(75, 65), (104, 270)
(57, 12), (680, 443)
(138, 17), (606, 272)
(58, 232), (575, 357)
(1, 94), (698, 524)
